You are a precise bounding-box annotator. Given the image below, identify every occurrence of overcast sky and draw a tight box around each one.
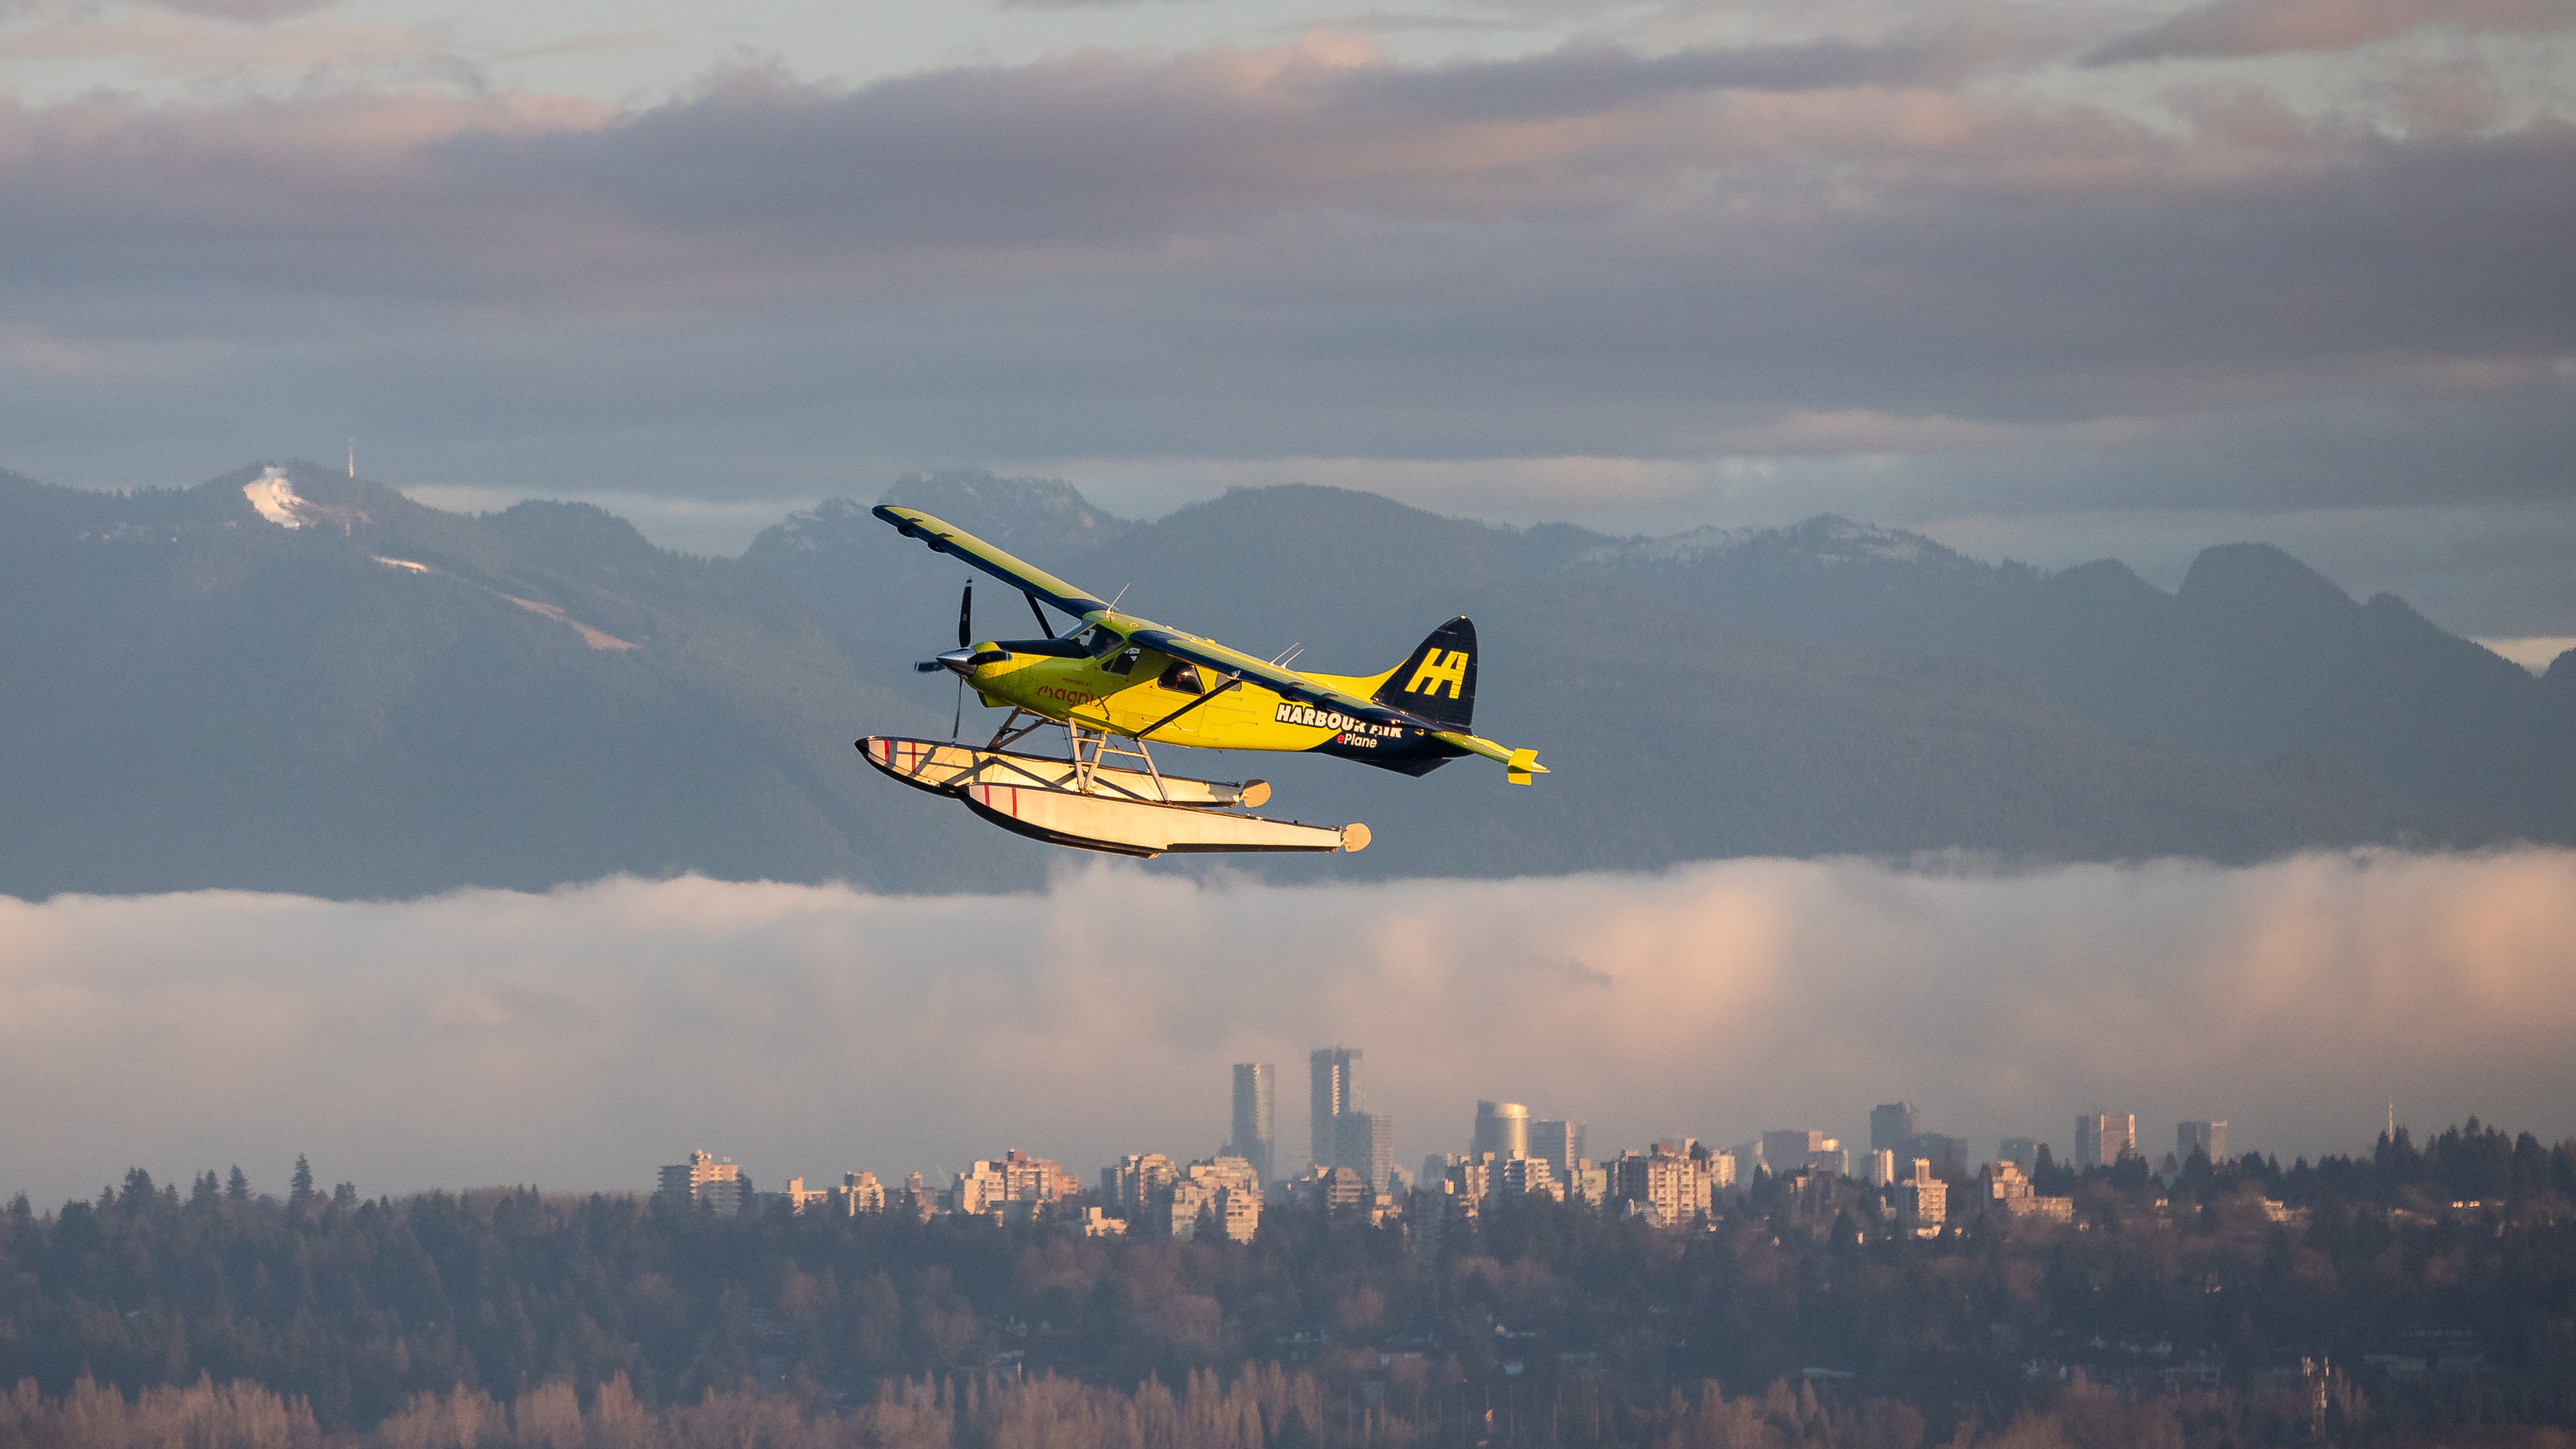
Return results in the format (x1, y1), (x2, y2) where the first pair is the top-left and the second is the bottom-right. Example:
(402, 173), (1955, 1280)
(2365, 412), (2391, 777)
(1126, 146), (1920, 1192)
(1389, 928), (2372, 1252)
(5, 850), (2571, 1209)
(2, 0), (2570, 637)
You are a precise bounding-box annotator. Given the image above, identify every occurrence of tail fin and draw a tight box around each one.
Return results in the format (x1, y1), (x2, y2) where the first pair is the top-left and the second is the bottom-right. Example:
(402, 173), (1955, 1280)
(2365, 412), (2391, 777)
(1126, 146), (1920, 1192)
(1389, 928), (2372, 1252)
(1374, 616), (1477, 731)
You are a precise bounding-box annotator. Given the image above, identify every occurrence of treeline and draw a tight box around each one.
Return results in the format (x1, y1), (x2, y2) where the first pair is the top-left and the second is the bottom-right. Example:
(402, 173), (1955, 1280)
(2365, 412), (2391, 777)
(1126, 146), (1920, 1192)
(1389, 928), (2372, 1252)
(0, 1122), (2568, 1440)
(2021, 1120), (2576, 1206)
(0, 1370), (2554, 1449)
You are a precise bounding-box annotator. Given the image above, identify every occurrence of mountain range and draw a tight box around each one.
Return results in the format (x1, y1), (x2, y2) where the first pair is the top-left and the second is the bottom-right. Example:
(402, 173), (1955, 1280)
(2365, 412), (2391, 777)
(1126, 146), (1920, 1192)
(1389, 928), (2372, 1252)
(3, 462), (2566, 899)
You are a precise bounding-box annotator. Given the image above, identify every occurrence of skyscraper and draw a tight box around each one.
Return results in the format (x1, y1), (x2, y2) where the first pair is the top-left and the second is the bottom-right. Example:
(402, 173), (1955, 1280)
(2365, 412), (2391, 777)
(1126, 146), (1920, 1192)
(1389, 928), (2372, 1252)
(1229, 1063), (1276, 1181)
(1529, 1119), (1586, 1173)
(1333, 1110), (1396, 1194)
(1869, 1103), (1920, 1155)
(1472, 1101), (1530, 1160)
(2177, 1119), (2228, 1165)
(2076, 1113), (2136, 1168)
(1761, 1128), (1844, 1176)
(1310, 1047), (1361, 1167)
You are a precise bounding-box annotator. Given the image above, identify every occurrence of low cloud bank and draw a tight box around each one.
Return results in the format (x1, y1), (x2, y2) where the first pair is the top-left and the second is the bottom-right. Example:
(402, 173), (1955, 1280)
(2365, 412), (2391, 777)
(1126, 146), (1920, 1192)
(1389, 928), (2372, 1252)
(2, 850), (2569, 1208)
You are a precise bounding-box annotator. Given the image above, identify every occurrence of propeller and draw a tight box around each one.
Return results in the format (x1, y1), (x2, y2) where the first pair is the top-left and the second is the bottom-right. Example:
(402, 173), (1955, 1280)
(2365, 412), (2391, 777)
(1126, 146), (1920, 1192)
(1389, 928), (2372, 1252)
(950, 579), (973, 739)
(915, 580), (977, 672)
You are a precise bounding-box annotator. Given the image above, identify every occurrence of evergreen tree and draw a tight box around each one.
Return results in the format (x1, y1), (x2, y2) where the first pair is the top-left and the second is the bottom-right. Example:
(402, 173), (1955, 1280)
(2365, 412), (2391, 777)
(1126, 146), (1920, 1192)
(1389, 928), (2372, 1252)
(290, 1154), (315, 1208)
(225, 1164), (249, 1201)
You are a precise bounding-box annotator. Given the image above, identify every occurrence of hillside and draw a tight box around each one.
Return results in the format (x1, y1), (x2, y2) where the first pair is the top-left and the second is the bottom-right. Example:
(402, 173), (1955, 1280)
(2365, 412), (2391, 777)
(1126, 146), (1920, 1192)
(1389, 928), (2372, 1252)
(0, 463), (1021, 899)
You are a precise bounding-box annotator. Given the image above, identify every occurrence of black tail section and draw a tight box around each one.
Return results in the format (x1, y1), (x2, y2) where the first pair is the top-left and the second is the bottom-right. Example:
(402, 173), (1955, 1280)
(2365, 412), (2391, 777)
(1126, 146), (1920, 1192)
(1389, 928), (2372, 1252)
(1374, 617), (1477, 731)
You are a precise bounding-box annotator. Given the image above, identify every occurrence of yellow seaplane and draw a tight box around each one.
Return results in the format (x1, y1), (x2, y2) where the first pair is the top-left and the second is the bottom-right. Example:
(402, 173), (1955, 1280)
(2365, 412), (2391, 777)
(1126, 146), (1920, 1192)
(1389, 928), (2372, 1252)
(857, 505), (1546, 857)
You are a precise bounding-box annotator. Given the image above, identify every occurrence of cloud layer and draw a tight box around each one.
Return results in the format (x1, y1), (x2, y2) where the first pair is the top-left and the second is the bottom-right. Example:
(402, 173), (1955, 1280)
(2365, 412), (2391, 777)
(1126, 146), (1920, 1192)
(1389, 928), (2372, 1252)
(3, 850), (2570, 1210)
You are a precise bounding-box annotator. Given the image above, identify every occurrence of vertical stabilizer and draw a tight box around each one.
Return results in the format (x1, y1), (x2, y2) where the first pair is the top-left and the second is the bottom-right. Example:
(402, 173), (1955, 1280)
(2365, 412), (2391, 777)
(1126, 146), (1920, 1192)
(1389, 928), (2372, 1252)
(1373, 617), (1477, 732)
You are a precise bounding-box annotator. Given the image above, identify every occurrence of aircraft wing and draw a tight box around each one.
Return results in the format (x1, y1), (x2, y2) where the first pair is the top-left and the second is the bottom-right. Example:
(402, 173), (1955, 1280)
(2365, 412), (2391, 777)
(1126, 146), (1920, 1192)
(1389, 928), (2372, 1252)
(872, 505), (1112, 619)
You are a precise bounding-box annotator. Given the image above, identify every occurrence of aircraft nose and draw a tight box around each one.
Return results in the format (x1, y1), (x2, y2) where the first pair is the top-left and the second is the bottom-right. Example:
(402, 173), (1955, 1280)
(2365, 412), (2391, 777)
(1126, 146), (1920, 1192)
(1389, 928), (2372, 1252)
(934, 647), (978, 678)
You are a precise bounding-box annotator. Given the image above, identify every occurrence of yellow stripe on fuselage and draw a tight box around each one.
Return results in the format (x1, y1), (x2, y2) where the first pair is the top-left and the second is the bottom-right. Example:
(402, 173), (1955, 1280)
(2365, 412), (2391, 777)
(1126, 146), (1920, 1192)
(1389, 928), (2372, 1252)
(968, 645), (1398, 754)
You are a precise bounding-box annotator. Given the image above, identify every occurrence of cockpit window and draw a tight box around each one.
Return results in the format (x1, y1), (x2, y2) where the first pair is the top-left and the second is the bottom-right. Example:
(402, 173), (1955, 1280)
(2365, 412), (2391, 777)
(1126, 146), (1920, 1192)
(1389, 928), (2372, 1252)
(1103, 647), (1141, 677)
(1157, 661), (1205, 694)
(1079, 624), (1125, 658)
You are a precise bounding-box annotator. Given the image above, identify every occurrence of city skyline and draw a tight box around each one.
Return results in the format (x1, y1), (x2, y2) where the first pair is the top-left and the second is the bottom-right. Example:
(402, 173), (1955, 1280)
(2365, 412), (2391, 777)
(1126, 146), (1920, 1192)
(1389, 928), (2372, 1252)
(635, 1064), (2305, 1216)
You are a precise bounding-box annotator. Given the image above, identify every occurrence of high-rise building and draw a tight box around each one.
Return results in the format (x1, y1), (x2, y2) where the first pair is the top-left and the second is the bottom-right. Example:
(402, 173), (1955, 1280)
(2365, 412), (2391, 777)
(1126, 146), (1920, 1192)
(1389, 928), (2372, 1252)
(1867, 1148), (1897, 1188)
(1301, 1165), (1375, 1220)
(1761, 1128), (1846, 1177)
(1147, 1156), (1262, 1241)
(1310, 1047), (1361, 1166)
(1333, 1111), (1396, 1194)
(1998, 1137), (2038, 1169)
(2075, 1113), (2136, 1168)
(1230, 1063), (1277, 1181)
(659, 1150), (747, 1217)
(1904, 1133), (1970, 1172)
(1608, 1140), (1715, 1227)
(833, 1171), (885, 1215)
(1528, 1119), (1586, 1173)
(1499, 1154), (1562, 1202)
(1896, 1158), (1947, 1233)
(1984, 1160), (2074, 1221)
(1472, 1101), (1531, 1160)
(950, 1160), (1008, 1216)
(2178, 1120), (2228, 1165)
(1870, 1103), (1921, 1155)
(1103, 1153), (1178, 1221)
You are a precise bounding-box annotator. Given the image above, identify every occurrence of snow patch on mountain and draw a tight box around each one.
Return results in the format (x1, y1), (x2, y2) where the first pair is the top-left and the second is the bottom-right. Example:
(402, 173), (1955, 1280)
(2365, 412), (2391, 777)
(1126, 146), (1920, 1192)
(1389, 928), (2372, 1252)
(244, 468), (305, 529)
(243, 466), (370, 534)
(503, 595), (637, 650)
(1570, 524), (1760, 569)
(1569, 515), (1979, 573)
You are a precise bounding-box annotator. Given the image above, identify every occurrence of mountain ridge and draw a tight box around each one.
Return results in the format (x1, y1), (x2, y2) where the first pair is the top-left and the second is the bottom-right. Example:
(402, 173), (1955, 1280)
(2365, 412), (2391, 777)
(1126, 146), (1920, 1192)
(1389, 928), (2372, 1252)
(0, 462), (2558, 901)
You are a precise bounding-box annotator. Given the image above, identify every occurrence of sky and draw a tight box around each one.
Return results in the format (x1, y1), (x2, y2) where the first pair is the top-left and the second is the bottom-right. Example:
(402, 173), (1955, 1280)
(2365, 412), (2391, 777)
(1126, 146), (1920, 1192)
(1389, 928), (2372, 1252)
(5, 849), (2571, 1210)
(1, 0), (2571, 640)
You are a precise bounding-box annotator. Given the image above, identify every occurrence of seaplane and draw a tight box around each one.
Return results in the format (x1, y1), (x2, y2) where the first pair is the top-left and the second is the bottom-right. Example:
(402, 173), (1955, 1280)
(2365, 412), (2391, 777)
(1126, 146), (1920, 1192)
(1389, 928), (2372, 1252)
(857, 504), (1547, 857)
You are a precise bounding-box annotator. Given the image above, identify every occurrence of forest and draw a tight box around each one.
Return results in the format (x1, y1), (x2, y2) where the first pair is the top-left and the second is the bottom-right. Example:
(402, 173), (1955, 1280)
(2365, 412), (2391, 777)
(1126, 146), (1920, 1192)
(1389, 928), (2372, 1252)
(0, 1122), (2566, 1448)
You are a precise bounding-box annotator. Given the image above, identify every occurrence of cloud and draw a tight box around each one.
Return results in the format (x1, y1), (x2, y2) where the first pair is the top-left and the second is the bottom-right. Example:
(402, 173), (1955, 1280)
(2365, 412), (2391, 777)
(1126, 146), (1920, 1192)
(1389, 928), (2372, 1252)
(0, 12), (436, 71)
(2473, 635), (2576, 673)
(2, 851), (2570, 1211)
(2086, 0), (2576, 64)
(992, 0), (1208, 10)
(153, 0), (336, 22)
(0, 0), (334, 20)
(0, 43), (2567, 455)
(0, 25), (2571, 586)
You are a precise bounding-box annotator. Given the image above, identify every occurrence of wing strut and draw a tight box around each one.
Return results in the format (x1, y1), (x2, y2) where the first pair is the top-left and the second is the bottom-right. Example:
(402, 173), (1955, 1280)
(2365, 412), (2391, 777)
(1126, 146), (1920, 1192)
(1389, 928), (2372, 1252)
(1133, 676), (1245, 742)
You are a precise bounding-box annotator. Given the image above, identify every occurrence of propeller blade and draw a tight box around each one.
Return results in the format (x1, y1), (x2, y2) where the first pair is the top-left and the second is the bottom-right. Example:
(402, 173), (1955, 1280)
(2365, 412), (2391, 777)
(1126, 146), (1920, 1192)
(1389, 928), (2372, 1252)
(957, 581), (973, 649)
(914, 661), (944, 673)
(1025, 591), (1054, 638)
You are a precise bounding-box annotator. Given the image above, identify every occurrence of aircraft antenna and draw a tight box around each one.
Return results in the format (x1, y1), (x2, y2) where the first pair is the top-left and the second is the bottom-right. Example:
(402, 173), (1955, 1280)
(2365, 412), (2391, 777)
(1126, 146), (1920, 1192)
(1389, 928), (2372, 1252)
(1271, 643), (1305, 667)
(1108, 583), (1131, 610)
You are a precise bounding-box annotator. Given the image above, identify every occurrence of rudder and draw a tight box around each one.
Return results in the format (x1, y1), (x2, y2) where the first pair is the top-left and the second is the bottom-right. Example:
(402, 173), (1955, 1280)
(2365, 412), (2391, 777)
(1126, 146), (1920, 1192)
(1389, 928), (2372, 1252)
(1374, 617), (1477, 731)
